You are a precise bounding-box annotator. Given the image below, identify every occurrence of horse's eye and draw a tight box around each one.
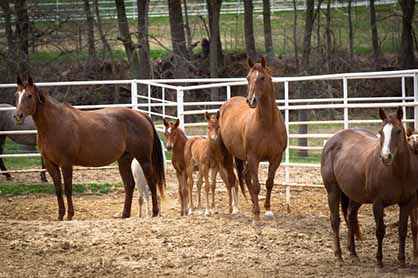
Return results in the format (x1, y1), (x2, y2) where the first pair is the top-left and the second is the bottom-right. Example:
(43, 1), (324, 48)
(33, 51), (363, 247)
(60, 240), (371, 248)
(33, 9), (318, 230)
(397, 129), (402, 134)
(28, 94), (32, 99)
(261, 76), (265, 81)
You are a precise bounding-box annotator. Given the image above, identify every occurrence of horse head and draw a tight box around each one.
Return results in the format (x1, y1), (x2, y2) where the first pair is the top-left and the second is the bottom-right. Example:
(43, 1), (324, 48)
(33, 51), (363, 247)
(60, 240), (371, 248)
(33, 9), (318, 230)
(378, 107), (405, 165)
(406, 127), (418, 155)
(14, 75), (44, 125)
(246, 56), (273, 108)
(163, 118), (181, 151)
(205, 111), (220, 142)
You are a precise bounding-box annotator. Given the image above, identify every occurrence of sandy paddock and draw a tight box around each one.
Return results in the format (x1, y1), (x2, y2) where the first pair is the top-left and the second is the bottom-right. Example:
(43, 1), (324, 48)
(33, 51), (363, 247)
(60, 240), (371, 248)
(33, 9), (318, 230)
(0, 166), (417, 277)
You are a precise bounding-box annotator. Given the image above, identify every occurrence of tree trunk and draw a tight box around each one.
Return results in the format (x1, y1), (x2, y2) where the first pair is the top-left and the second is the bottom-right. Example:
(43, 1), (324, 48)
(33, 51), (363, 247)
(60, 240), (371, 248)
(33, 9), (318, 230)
(399, 0), (416, 69)
(137, 0), (151, 79)
(115, 0), (140, 77)
(15, 0), (30, 76)
(298, 0), (316, 157)
(292, 0), (299, 71)
(263, 0), (274, 63)
(183, 0), (193, 50)
(348, 0), (354, 62)
(0, 0), (16, 76)
(244, 0), (257, 60)
(325, 0), (331, 72)
(83, 0), (96, 62)
(93, 0), (112, 59)
(369, 0), (380, 64)
(206, 0), (224, 101)
(168, 0), (188, 78)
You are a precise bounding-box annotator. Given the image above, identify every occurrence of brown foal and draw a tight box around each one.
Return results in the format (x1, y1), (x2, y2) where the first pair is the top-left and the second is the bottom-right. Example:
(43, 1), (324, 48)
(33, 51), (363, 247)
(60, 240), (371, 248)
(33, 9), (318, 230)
(14, 76), (165, 220)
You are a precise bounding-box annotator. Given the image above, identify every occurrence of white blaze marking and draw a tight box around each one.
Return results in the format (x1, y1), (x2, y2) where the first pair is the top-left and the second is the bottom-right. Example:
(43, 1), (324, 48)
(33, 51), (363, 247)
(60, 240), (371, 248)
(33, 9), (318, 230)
(17, 89), (25, 107)
(167, 127), (172, 134)
(381, 123), (393, 157)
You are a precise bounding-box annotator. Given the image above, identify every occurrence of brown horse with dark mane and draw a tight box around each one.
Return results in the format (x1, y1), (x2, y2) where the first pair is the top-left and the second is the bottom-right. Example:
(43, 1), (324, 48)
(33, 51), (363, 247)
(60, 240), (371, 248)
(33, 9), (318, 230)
(14, 76), (165, 220)
(321, 107), (418, 271)
(217, 57), (287, 220)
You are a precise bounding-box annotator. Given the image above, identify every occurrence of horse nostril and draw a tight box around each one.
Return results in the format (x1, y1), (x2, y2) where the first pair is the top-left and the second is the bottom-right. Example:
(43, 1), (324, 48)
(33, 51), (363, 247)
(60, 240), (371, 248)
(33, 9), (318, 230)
(387, 153), (392, 160)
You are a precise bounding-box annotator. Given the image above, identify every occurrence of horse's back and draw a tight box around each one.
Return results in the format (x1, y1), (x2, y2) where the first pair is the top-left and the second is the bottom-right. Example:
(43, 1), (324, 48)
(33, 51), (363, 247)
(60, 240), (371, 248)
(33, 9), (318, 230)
(321, 128), (378, 203)
(184, 136), (208, 163)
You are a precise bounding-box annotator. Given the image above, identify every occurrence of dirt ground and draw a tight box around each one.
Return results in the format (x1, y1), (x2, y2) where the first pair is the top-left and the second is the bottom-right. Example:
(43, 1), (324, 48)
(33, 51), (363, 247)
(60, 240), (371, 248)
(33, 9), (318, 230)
(1, 167), (418, 278)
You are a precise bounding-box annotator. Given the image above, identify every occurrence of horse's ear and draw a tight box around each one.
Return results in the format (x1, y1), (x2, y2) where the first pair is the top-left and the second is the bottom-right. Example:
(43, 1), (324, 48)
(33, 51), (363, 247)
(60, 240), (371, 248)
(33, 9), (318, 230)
(174, 118), (180, 128)
(247, 58), (254, 68)
(397, 106), (403, 120)
(28, 75), (34, 86)
(379, 108), (387, 121)
(17, 75), (23, 86)
(216, 110), (220, 120)
(260, 56), (266, 68)
(407, 127), (413, 137)
(163, 118), (169, 128)
(205, 112), (210, 121)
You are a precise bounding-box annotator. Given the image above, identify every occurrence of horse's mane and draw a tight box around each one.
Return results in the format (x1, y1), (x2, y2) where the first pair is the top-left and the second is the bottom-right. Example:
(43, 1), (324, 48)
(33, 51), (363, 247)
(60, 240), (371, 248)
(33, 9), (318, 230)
(36, 86), (74, 111)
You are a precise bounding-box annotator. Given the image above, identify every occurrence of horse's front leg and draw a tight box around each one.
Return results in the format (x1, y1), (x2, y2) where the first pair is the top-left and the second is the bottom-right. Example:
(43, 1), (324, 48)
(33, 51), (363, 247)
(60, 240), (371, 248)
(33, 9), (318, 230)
(372, 201), (386, 270)
(264, 157), (282, 220)
(398, 196), (417, 270)
(347, 200), (361, 260)
(202, 164), (210, 215)
(61, 165), (74, 220)
(44, 159), (65, 221)
(247, 157), (261, 221)
(0, 136), (11, 180)
(176, 171), (185, 216)
(410, 206), (418, 260)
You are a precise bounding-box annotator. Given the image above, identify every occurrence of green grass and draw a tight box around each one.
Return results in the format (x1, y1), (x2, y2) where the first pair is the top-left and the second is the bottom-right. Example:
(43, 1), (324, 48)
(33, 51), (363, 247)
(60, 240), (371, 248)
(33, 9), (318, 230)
(0, 183), (121, 197)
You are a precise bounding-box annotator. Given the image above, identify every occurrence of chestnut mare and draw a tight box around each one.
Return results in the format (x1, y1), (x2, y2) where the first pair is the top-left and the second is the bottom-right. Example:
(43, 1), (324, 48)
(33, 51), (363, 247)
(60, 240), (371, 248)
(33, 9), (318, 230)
(321, 107), (418, 271)
(14, 76), (165, 220)
(163, 118), (190, 215)
(217, 57), (287, 220)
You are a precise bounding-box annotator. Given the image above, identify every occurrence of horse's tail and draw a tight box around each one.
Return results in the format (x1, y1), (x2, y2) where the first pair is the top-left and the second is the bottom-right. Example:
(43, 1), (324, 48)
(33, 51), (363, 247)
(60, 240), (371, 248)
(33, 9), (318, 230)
(341, 191), (361, 240)
(145, 116), (166, 200)
(234, 158), (248, 201)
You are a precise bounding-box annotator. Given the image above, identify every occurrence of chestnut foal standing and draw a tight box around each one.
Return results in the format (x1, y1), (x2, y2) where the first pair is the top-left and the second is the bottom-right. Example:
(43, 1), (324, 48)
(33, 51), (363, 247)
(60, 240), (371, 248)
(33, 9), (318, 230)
(14, 76), (165, 220)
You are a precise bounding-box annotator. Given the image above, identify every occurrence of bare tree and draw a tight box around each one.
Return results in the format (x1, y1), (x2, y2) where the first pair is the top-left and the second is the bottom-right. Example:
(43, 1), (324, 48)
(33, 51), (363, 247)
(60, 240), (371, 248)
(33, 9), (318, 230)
(263, 0), (274, 63)
(0, 0), (16, 77)
(93, 0), (112, 59)
(115, 0), (140, 77)
(399, 0), (416, 69)
(137, 0), (152, 79)
(83, 0), (96, 62)
(168, 0), (189, 78)
(348, 0), (354, 62)
(325, 0), (332, 72)
(244, 0), (257, 60)
(183, 0), (193, 50)
(292, 0), (299, 71)
(369, 0), (380, 65)
(15, 0), (30, 76)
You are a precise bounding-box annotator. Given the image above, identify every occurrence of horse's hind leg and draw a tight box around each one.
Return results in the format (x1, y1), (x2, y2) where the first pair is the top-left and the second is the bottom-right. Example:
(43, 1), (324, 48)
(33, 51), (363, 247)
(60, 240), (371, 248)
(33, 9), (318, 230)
(40, 158), (48, 182)
(118, 154), (135, 218)
(325, 183), (343, 263)
(264, 157), (282, 220)
(0, 136), (11, 180)
(44, 159), (65, 221)
(410, 206), (418, 260)
(61, 165), (74, 220)
(347, 200), (361, 260)
(139, 159), (160, 217)
(398, 196), (417, 269)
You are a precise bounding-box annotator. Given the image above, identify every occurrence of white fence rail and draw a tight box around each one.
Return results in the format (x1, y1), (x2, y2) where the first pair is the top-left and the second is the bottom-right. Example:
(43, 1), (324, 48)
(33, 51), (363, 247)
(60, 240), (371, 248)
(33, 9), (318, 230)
(1, 69), (418, 207)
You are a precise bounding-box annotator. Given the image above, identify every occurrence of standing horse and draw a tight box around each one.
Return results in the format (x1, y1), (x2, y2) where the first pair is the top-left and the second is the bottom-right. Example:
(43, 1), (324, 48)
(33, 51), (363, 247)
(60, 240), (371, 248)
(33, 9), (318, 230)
(217, 57), (287, 220)
(163, 118), (190, 215)
(321, 107), (418, 271)
(14, 76), (165, 220)
(0, 104), (47, 182)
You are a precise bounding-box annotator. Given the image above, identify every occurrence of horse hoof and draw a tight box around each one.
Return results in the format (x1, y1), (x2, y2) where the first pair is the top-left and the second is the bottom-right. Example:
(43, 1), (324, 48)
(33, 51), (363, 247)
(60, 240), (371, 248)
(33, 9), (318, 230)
(232, 208), (240, 215)
(398, 267), (411, 274)
(349, 255), (360, 264)
(187, 208), (193, 216)
(66, 215), (73, 221)
(374, 267), (384, 274)
(204, 209), (211, 216)
(112, 212), (123, 219)
(264, 210), (274, 220)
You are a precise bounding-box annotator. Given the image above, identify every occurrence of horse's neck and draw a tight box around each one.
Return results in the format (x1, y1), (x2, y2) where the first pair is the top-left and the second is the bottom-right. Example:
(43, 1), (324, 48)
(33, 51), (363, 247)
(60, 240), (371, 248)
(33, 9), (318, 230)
(255, 87), (278, 127)
(174, 131), (188, 155)
(32, 97), (61, 134)
(391, 138), (415, 178)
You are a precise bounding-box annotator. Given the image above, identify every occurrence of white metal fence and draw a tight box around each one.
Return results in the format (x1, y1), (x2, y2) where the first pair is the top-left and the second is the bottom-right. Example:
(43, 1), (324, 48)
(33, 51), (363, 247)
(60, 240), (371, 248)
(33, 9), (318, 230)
(1, 69), (418, 206)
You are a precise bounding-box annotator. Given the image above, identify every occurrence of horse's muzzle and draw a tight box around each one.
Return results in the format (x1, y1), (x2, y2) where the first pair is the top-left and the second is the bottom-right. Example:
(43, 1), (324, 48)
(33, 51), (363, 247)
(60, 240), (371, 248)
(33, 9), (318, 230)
(166, 145), (173, 152)
(381, 154), (393, 166)
(14, 112), (24, 126)
(246, 96), (257, 108)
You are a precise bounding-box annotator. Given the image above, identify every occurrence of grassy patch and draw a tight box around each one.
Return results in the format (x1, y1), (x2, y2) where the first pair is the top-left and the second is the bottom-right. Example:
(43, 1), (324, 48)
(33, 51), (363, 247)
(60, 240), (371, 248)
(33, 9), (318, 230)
(0, 183), (121, 197)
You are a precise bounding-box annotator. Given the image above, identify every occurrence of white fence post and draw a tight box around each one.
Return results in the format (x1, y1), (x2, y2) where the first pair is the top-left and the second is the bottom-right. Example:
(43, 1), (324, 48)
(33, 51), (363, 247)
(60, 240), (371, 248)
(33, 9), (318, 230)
(343, 77), (348, 129)
(162, 87), (166, 118)
(226, 85), (231, 100)
(148, 84), (151, 116)
(284, 81), (291, 212)
(131, 80), (138, 110)
(177, 88), (185, 129)
(415, 74), (418, 130)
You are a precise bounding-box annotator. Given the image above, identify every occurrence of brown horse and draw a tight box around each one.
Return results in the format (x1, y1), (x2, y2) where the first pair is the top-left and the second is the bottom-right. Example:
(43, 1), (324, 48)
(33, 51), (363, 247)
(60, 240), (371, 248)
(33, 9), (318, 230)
(321, 107), (418, 271)
(163, 118), (190, 216)
(14, 76), (165, 220)
(184, 112), (232, 215)
(217, 57), (287, 220)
